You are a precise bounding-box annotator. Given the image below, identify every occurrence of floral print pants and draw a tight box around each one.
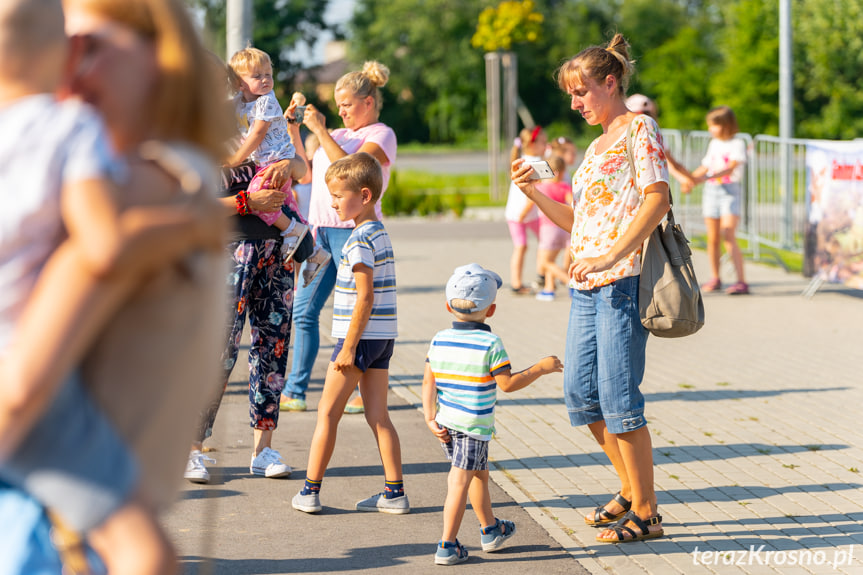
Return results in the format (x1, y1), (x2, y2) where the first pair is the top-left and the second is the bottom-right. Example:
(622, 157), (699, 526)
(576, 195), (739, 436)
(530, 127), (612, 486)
(196, 239), (295, 440)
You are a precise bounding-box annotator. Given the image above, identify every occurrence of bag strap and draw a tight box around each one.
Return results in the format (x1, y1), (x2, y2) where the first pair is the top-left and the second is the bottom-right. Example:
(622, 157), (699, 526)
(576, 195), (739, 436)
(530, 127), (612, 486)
(624, 115), (675, 225)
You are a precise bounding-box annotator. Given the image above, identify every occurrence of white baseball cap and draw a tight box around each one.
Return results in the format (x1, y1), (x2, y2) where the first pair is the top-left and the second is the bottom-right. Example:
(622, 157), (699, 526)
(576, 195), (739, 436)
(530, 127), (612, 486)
(445, 263), (502, 313)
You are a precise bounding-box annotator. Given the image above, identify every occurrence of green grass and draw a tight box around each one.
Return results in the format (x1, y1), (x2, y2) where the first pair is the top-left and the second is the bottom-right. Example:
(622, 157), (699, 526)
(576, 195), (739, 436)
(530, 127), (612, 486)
(689, 233), (804, 274)
(392, 170), (495, 201)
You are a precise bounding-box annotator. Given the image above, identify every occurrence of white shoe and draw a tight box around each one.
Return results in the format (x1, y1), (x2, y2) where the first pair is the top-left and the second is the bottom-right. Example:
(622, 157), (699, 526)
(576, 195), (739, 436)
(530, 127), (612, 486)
(292, 490), (322, 513)
(250, 447), (292, 478)
(281, 221), (309, 262)
(184, 450), (216, 484)
(302, 246), (332, 288)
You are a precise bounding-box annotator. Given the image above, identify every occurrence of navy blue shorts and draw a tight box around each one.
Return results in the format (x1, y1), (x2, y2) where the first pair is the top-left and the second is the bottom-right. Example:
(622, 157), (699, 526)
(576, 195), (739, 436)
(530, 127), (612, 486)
(331, 338), (395, 372)
(440, 428), (489, 471)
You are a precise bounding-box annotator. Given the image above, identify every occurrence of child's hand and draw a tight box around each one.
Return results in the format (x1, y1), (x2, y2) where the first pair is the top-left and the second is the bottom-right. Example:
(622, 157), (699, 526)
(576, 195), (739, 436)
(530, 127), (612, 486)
(538, 355), (564, 375)
(426, 419), (451, 443)
(333, 346), (355, 372)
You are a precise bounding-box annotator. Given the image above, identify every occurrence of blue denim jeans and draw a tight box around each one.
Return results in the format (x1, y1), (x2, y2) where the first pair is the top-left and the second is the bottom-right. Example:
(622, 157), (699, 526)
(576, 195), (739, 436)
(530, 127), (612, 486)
(0, 481), (107, 575)
(283, 226), (353, 400)
(563, 275), (649, 434)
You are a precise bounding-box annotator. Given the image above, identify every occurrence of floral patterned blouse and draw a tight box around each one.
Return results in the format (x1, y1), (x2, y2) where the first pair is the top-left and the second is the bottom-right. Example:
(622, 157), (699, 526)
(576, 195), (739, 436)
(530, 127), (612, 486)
(570, 114), (668, 290)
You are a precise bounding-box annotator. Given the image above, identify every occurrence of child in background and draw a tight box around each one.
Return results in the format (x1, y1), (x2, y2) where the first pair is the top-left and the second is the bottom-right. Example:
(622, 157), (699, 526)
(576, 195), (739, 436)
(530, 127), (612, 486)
(225, 48), (330, 283)
(550, 136), (578, 182)
(422, 263), (563, 565)
(505, 126), (546, 294)
(292, 153), (408, 515)
(533, 155), (573, 301)
(683, 106), (748, 295)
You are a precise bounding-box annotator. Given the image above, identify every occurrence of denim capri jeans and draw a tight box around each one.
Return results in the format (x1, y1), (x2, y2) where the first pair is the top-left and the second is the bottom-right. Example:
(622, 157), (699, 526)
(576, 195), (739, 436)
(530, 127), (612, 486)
(564, 275), (649, 434)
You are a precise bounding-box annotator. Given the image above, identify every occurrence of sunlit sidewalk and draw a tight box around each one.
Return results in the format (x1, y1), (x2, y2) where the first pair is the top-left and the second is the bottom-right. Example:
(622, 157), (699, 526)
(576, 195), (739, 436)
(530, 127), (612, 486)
(386, 218), (863, 575)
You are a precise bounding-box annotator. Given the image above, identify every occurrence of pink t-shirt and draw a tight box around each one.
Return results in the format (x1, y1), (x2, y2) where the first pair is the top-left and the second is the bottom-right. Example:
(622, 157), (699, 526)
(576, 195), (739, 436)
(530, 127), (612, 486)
(570, 114), (668, 290)
(308, 123), (397, 229)
(534, 181), (571, 227)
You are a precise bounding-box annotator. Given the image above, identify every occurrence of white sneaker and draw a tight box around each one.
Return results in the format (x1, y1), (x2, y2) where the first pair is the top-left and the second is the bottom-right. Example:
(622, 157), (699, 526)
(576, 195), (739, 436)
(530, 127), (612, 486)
(184, 450), (216, 484)
(302, 246), (332, 288)
(292, 490), (322, 513)
(250, 447), (292, 478)
(281, 221), (309, 262)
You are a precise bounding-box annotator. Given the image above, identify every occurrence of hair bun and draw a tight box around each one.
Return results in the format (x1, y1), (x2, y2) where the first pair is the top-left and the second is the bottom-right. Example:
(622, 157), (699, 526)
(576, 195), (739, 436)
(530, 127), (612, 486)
(362, 61), (390, 88)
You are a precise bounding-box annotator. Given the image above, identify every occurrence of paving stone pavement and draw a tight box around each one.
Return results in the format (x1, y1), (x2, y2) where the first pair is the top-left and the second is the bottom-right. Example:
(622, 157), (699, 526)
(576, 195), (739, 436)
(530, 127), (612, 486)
(383, 218), (863, 575)
(166, 217), (863, 575)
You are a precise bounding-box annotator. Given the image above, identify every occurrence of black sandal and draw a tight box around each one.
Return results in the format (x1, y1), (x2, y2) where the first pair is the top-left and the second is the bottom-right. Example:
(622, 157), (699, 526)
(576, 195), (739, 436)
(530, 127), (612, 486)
(584, 492), (631, 526)
(596, 510), (663, 543)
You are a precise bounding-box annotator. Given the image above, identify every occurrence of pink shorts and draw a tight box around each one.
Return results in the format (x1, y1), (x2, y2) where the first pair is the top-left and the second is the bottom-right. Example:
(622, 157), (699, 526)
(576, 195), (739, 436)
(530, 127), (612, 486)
(538, 222), (570, 251)
(507, 219), (539, 247)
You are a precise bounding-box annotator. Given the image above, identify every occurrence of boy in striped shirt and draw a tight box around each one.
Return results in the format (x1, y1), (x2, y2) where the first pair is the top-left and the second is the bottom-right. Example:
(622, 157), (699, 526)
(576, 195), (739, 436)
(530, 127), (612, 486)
(293, 152), (408, 515)
(423, 263), (563, 565)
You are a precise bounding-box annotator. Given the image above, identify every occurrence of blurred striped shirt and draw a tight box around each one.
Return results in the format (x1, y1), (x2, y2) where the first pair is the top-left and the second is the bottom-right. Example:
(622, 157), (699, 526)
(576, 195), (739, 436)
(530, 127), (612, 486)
(332, 221), (397, 339)
(426, 322), (511, 440)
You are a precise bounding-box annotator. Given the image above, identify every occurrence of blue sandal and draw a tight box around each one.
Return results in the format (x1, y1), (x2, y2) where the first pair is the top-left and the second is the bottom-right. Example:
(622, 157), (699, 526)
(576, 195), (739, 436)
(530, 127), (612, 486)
(434, 539), (468, 565)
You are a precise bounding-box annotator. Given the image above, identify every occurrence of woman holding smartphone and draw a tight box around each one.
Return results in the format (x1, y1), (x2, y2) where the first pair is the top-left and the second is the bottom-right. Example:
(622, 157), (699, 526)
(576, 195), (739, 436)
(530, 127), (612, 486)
(510, 34), (669, 543)
(279, 61), (397, 415)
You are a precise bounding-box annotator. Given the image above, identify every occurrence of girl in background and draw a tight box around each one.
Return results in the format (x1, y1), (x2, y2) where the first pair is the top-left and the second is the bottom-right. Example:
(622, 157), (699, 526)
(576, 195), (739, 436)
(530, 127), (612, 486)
(505, 126), (546, 294)
(533, 155), (573, 301)
(683, 106), (748, 295)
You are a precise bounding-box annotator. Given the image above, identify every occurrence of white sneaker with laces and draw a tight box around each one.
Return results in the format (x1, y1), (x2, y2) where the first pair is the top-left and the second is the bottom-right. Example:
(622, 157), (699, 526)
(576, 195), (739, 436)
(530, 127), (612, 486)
(250, 447), (292, 478)
(302, 246), (332, 288)
(184, 450), (216, 484)
(280, 221), (309, 262)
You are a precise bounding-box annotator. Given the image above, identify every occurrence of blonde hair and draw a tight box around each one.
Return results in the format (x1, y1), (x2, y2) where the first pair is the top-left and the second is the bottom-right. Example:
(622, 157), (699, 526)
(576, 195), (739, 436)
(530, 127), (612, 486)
(546, 154), (566, 176)
(335, 60), (390, 114)
(448, 298), (491, 322)
(227, 47), (272, 89)
(550, 136), (575, 156)
(556, 33), (634, 97)
(64, 0), (232, 159)
(706, 105), (739, 139)
(325, 152), (383, 201)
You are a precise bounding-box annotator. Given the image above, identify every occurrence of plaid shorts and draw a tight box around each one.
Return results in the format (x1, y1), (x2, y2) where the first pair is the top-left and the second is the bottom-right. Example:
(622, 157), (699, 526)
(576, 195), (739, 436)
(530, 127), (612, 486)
(440, 427), (489, 471)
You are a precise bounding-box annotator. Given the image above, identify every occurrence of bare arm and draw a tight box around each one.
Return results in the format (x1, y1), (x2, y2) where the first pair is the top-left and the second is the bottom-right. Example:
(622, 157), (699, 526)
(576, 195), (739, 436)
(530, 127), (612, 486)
(494, 356), (563, 393)
(517, 197), (536, 223)
(693, 160), (740, 184)
(303, 104), (391, 167)
(421, 362), (450, 442)
(332, 263), (374, 372)
(224, 119), (270, 167)
(0, 163), (228, 457)
(511, 158), (574, 231)
(569, 183), (670, 282)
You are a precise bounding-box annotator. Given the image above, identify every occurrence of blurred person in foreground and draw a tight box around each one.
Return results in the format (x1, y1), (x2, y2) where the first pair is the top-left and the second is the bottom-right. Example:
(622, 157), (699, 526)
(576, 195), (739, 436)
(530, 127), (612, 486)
(0, 0), (229, 571)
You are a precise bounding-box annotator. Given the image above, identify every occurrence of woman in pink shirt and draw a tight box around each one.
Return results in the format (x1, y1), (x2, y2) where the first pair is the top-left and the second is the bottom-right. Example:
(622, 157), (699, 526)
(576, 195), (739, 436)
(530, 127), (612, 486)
(280, 61), (397, 414)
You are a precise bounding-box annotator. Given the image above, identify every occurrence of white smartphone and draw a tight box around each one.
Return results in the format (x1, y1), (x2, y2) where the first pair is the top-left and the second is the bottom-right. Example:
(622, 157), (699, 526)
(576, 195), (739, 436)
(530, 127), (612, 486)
(527, 160), (555, 180)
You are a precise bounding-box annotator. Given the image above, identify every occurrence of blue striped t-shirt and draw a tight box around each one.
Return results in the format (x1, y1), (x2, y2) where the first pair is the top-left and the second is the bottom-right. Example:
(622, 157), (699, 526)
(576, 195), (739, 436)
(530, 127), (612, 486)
(426, 322), (511, 440)
(332, 220), (397, 339)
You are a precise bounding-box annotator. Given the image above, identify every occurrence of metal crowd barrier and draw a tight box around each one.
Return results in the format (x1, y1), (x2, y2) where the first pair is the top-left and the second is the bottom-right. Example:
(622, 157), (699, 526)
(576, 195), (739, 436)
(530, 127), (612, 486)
(660, 129), (807, 266)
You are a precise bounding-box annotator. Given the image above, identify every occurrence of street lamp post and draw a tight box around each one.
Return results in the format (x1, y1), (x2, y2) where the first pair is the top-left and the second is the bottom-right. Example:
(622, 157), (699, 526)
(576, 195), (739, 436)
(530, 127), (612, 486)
(226, 0), (252, 59)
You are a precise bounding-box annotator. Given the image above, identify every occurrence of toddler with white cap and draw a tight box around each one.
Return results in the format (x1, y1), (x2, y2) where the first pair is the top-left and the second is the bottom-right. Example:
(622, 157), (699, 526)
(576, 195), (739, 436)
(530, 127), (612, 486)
(421, 263), (563, 565)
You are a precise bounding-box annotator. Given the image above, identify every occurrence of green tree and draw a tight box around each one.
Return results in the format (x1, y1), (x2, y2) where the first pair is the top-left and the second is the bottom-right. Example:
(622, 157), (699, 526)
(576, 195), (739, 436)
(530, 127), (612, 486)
(471, 0), (543, 52)
(710, 0), (779, 135)
(191, 0), (333, 97)
(350, 0), (492, 143)
(794, 0), (863, 139)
